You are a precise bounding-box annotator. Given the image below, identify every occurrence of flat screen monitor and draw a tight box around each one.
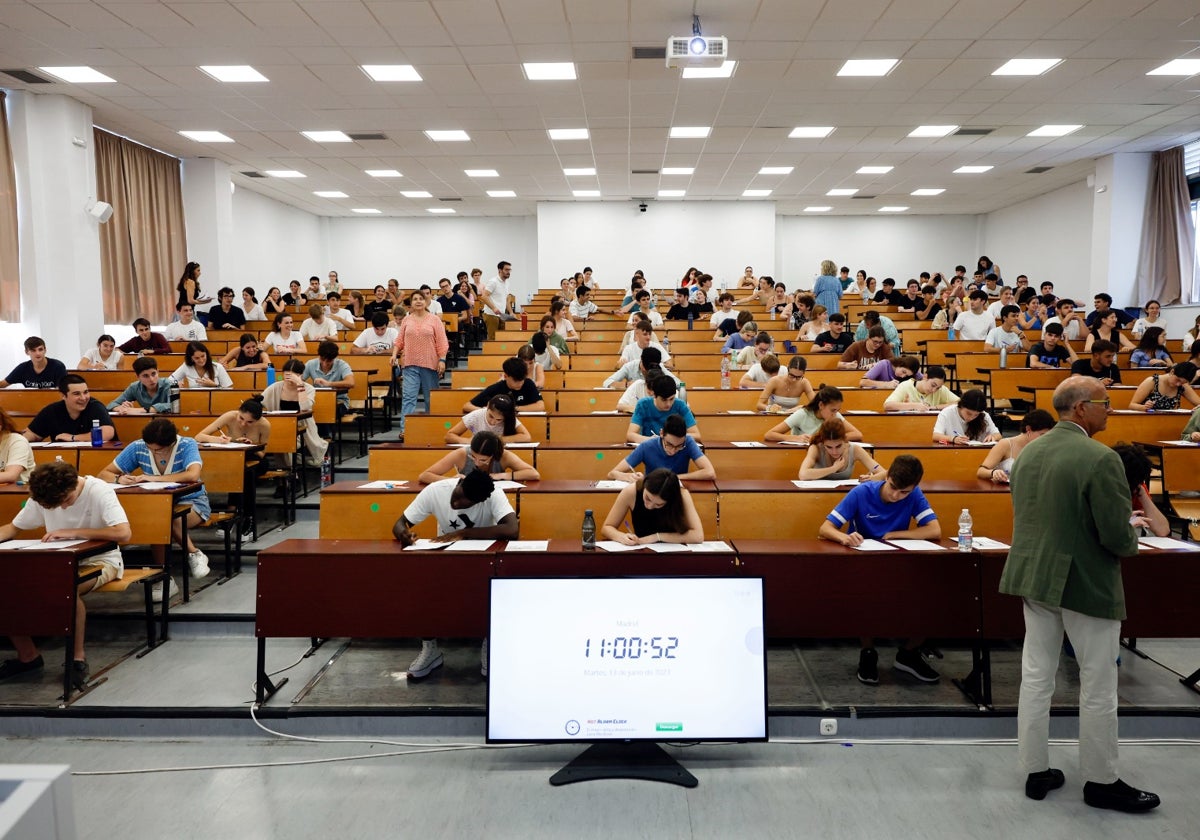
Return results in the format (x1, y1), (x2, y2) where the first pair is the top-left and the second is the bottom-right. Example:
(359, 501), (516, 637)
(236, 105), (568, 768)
(487, 577), (767, 747)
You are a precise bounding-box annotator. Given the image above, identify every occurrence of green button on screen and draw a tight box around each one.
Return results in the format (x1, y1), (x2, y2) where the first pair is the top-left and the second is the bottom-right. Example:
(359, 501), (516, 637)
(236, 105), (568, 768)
(656, 722), (683, 732)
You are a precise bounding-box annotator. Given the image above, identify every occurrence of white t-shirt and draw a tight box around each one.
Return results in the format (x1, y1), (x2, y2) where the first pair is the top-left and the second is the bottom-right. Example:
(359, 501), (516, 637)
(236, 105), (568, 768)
(483, 276), (510, 316)
(13, 476), (127, 572)
(324, 307), (355, 329)
(169, 362), (234, 389)
(0, 432), (35, 483)
(402, 478), (514, 537)
(986, 300), (1015, 320)
(533, 345), (561, 370)
(1044, 315), (1083, 342)
(616, 370), (681, 412)
(265, 331), (304, 353)
(163, 320), (208, 342)
(984, 326), (1024, 352)
(462, 408), (504, 435)
(300, 317), (338, 342)
(952, 309), (996, 342)
(630, 309), (663, 327)
(353, 326), (399, 354)
(742, 363), (770, 384)
(426, 298), (443, 315)
(710, 308), (740, 329)
(243, 304), (266, 322)
(81, 347), (124, 370)
(933, 403), (999, 441)
(619, 340), (669, 366)
(570, 299), (599, 319)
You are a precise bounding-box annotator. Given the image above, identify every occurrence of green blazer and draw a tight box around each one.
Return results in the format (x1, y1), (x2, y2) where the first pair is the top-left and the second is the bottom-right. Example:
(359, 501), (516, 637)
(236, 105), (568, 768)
(1000, 421), (1140, 620)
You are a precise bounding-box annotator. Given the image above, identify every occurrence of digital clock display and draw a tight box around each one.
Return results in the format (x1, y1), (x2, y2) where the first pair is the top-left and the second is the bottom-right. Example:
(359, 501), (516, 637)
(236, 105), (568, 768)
(584, 636), (678, 659)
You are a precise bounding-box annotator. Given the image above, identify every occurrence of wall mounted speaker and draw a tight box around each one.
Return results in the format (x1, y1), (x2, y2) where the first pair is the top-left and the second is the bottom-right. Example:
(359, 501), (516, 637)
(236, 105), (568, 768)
(88, 201), (113, 223)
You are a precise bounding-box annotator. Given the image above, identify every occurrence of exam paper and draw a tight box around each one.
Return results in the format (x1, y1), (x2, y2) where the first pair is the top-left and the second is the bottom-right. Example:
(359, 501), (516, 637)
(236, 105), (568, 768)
(1138, 536), (1198, 551)
(888, 539), (947, 551)
(596, 540), (642, 552)
(853, 539), (897, 551)
(969, 537), (1011, 550)
(444, 540), (496, 552)
(591, 480), (627, 490)
(692, 540), (734, 553)
(199, 442), (253, 449)
(402, 539), (449, 551)
(644, 543), (690, 553)
(504, 540), (550, 552)
(358, 480), (407, 489)
(731, 441), (767, 448)
(115, 481), (181, 491)
(793, 479), (859, 489)
(0, 539), (89, 550)
(492, 480), (525, 491)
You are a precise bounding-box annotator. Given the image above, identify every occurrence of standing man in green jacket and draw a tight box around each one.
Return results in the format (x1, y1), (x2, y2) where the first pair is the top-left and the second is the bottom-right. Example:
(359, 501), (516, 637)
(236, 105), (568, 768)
(1001, 375), (1159, 812)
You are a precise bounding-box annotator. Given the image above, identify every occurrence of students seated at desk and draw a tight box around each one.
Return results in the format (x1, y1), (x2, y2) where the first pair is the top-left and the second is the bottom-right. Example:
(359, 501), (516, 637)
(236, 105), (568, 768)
(817, 454), (942, 685)
(220, 333), (272, 372)
(617, 320), (671, 369)
(196, 398), (272, 448)
(1183, 405), (1200, 442)
(446, 394), (531, 444)
(764, 386), (863, 445)
(163, 303), (208, 342)
(0, 336), (67, 389)
(609, 414), (715, 482)
(299, 303), (339, 342)
(99, 417), (212, 587)
(860, 355), (922, 390)
(626, 375), (700, 444)
(1127, 363), (1200, 412)
(838, 326), (893, 371)
(932, 389), (1001, 444)
(600, 467), (705, 546)
(1027, 322), (1077, 368)
(419, 431), (538, 484)
(118, 318), (171, 356)
(755, 356), (813, 411)
(168, 342), (233, 390)
(732, 332), (773, 371)
(208, 287), (247, 330)
(738, 353), (780, 389)
(107, 357), (175, 415)
(883, 365), (958, 413)
(324, 291), (356, 331)
(535, 315), (570, 357)
(1070, 340), (1122, 386)
(77, 334), (124, 371)
(0, 407), (34, 483)
(528, 332), (562, 374)
(1130, 327), (1172, 368)
(1115, 443), (1171, 538)
(977, 409), (1054, 483)
(0, 461), (131, 690)
(798, 419), (883, 481)
(462, 357), (544, 413)
(302, 341), (355, 434)
(24, 374), (117, 443)
(392, 471), (519, 679)
(265, 312), (307, 356)
(262, 360), (327, 463)
(604, 346), (661, 390)
(515, 345), (546, 390)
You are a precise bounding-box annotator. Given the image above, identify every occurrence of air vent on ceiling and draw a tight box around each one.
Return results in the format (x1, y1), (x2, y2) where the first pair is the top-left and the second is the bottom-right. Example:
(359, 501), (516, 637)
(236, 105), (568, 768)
(851, 194), (877, 200)
(954, 128), (993, 136)
(240, 171), (266, 178)
(631, 169), (660, 175)
(1, 69), (52, 84)
(1026, 166), (1053, 174)
(439, 197), (463, 202)
(347, 132), (387, 141)
(633, 46), (668, 60)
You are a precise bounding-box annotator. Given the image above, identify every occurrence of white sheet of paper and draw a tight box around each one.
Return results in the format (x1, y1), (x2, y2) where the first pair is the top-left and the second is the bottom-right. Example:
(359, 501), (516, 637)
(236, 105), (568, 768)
(199, 441), (252, 449)
(40, 441), (87, 448)
(969, 537), (1011, 550)
(443, 540), (496, 551)
(505, 442), (539, 448)
(116, 481), (181, 491)
(853, 539), (897, 551)
(0, 539), (88, 550)
(492, 480), (525, 491)
(402, 539), (449, 551)
(793, 479), (858, 489)
(1157, 440), (1199, 446)
(644, 542), (690, 553)
(692, 540), (735, 553)
(591, 480), (627, 490)
(778, 439), (809, 446)
(724, 410), (755, 415)
(504, 540), (550, 552)
(358, 480), (407, 489)
(590, 410), (620, 415)
(1138, 536), (1198, 551)
(0, 539), (46, 550)
(965, 440), (996, 447)
(596, 540), (642, 552)
(888, 539), (947, 551)
(264, 410), (299, 415)
(731, 441), (767, 448)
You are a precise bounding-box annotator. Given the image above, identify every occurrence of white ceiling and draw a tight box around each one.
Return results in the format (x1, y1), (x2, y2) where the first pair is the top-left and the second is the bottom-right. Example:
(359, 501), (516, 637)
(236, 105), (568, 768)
(2, 0), (1199, 217)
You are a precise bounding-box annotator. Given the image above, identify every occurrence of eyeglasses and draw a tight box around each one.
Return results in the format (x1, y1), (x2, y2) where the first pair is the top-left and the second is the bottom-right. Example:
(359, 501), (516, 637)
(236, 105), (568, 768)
(1083, 398), (1111, 408)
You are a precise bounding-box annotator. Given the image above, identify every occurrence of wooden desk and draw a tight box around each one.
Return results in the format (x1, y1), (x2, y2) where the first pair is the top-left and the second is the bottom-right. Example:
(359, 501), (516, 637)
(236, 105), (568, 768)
(0, 389), (59, 414)
(494, 539), (740, 577)
(1135, 440), (1200, 493)
(31, 442), (125, 469)
(318, 480), (520, 540)
(110, 412), (309, 455)
(515, 480), (720, 540)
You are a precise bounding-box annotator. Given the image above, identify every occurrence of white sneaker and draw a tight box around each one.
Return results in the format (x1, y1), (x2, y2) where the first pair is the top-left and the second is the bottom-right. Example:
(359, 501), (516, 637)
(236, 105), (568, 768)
(407, 640), (443, 679)
(187, 550), (210, 580)
(481, 638), (488, 677)
(151, 577), (178, 604)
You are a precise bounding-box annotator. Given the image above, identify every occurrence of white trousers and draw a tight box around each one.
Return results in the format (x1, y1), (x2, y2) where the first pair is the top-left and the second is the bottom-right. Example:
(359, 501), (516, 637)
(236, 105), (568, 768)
(1017, 598), (1120, 783)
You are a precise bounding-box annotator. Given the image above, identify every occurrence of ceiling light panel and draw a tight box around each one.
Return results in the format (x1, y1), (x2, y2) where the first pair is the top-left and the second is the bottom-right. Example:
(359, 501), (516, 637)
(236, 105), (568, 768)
(992, 58), (1062, 76)
(826, 188), (858, 196)
(523, 62), (576, 80)
(661, 167), (695, 175)
(789, 126), (835, 138)
(669, 126), (711, 139)
(352, 208), (381, 214)
(465, 169), (499, 177)
(743, 189), (772, 197)
(179, 131), (233, 143)
(38, 66), (115, 83)
(879, 206), (908, 212)
(908, 125), (958, 138)
(759, 166), (794, 175)
(548, 128), (589, 140)
(681, 61), (737, 79)
(1027, 124), (1082, 137)
(360, 65), (421, 81)
(400, 190), (432, 198)
(425, 130), (470, 142)
(302, 130), (352, 143)
(487, 190), (516, 198)
(954, 165), (993, 174)
(265, 170), (305, 178)
(804, 206), (832, 212)
(427, 208), (456, 214)
(572, 190), (601, 197)
(563, 167), (596, 176)
(658, 190), (686, 197)
(313, 191), (348, 198)
(365, 169), (402, 178)
(857, 166), (893, 174)
(199, 65), (268, 83)
(837, 59), (898, 77)
(1146, 59), (1200, 76)
(911, 188), (945, 196)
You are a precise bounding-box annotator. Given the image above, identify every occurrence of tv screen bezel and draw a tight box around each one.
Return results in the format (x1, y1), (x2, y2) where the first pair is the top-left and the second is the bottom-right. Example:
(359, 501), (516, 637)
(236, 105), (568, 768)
(485, 575), (769, 745)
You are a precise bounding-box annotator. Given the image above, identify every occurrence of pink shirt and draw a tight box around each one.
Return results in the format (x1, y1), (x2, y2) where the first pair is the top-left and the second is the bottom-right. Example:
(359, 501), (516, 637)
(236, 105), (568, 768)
(394, 312), (449, 371)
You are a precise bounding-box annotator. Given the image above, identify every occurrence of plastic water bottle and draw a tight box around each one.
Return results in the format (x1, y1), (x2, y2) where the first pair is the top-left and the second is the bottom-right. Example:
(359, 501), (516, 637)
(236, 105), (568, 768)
(520, 312), (528, 330)
(957, 508), (973, 552)
(582, 509), (596, 551)
(720, 353), (731, 390)
(676, 380), (687, 404)
(266, 363), (276, 386)
(999, 345), (1007, 369)
(948, 324), (956, 340)
(90, 419), (103, 447)
(687, 310), (693, 330)
(321, 454), (332, 487)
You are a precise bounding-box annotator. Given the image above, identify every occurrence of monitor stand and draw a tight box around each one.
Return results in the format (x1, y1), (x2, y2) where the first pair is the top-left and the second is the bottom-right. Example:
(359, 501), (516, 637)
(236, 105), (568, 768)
(549, 742), (698, 788)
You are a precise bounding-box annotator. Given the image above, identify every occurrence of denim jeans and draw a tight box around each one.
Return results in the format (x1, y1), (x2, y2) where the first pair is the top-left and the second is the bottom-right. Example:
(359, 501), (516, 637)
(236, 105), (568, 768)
(399, 365), (440, 434)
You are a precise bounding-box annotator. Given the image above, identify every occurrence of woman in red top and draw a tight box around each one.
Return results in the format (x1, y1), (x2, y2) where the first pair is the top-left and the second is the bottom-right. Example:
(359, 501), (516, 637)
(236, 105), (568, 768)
(391, 289), (449, 442)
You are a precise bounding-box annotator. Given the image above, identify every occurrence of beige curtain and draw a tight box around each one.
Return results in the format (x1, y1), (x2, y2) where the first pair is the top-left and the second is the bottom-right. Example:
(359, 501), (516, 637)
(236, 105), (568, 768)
(94, 128), (185, 322)
(0, 92), (20, 322)
(1135, 146), (1197, 306)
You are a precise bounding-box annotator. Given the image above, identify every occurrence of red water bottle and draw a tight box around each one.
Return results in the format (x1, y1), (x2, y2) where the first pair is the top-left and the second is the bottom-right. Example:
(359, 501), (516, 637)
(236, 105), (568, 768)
(521, 312), (528, 330)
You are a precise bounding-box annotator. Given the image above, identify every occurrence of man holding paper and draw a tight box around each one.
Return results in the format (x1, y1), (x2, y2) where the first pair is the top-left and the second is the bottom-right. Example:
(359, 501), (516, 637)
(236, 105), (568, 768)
(817, 455), (942, 686)
(391, 470), (518, 680)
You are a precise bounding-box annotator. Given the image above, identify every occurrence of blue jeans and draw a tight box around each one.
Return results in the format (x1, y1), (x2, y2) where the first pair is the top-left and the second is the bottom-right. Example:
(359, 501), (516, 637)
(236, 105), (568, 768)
(399, 365), (440, 434)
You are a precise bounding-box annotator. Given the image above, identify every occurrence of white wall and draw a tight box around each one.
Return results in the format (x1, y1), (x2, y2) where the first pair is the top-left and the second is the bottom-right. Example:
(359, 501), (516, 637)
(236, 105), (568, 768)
(229, 187), (324, 295)
(537, 201), (776, 291)
(1089, 153), (1152, 307)
(776, 214), (981, 287)
(326, 216), (538, 303)
(982, 180), (1094, 303)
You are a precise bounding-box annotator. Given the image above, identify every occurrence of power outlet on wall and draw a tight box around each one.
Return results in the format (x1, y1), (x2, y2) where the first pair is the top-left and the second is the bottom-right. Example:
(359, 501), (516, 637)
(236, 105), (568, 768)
(819, 718), (838, 736)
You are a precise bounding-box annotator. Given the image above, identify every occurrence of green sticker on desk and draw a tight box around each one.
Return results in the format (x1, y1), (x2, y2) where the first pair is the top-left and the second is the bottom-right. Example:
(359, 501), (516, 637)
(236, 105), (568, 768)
(444, 421), (452, 429)
(594, 358), (601, 365)
(479, 376), (486, 383)
(589, 397), (596, 405)
(370, 503), (380, 513)
(595, 452), (604, 460)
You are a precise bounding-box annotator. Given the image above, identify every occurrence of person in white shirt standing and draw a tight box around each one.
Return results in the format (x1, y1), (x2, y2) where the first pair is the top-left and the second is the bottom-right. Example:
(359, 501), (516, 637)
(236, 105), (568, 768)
(480, 260), (516, 340)
(164, 303), (208, 342)
(952, 290), (996, 341)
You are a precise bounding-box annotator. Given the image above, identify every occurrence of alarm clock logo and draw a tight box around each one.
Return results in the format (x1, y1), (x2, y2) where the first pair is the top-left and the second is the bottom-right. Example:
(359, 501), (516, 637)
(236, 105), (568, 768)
(565, 720), (581, 736)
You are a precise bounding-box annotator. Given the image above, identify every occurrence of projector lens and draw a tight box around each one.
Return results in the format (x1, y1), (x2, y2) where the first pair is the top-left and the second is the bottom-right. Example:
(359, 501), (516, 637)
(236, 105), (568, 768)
(689, 37), (706, 55)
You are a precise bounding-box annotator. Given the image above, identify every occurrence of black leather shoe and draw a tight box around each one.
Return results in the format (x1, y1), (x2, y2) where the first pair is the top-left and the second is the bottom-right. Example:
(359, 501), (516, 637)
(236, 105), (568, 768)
(70, 659), (90, 691)
(1025, 768), (1065, 800)
(1083, 779), (1160, 813)
(0, 656), (45, 682)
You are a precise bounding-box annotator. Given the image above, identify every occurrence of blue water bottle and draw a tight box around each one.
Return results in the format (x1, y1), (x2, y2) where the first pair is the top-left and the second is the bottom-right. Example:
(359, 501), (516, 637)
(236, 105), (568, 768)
(90, 419), (103, 447)
(266, 363), (276, 386)
(687, 310), (694, 330)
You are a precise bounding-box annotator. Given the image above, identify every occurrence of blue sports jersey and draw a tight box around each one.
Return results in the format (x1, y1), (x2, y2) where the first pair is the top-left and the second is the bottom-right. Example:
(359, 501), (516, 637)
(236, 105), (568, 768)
(826, 480), (936, 540)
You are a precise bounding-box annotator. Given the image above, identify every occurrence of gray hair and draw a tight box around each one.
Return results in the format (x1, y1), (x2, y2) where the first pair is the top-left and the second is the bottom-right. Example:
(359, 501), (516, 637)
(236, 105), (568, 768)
(1051, 375), (1100, 415)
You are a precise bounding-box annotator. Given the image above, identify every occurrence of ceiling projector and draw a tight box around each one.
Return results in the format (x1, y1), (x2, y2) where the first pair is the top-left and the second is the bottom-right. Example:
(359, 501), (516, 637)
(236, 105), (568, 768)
(665, 35), (728, 68)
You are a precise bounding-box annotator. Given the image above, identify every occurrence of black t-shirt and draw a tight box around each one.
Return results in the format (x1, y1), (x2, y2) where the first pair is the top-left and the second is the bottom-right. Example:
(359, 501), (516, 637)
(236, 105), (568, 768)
(884, 290), (907, 307)
(1029, 342), (1071, 367)
(363, 301), (392, 321)
(470, 379), (542, 408)
(28, 399), (117, 441)
(666, 303), (698, 321)
(438, 293), (471, 314)
(282, 293), (302, 306)
(208, 304), (246, 329)
(694, 302), (714, 315)
(813, 331), (854, 353)
(921, 303), (942, 322)
(1070, 358), (1121, 383)
(4, 359), (67, 389)
(872, 291), (891, 304)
